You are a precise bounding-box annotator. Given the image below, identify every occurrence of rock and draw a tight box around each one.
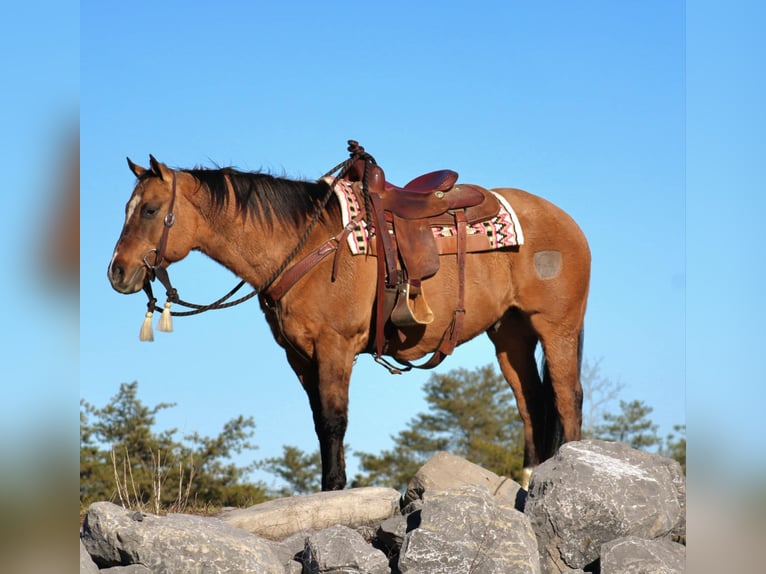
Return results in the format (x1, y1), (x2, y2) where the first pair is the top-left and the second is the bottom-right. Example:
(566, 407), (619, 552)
(300, 524), (390, 573)
(657, 455), (687, 543)
(525, 440), (684, 574)
(219, 486), (402, 540)
(79, 539), (99, 574)
(270, 530), (317, 572)
(404, 451), (523, 510)
(80, 501), (284, 573)
(79, 449), (685, 573)
(375, 514), (408, 555)
(355, 524), (378, 544)
(398, 485), (541, 574)
(600, 536), (686, 574)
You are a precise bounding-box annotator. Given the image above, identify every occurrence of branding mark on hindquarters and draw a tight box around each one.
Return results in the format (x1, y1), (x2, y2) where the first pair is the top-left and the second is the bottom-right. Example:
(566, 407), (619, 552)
(534, 250), (561, 279)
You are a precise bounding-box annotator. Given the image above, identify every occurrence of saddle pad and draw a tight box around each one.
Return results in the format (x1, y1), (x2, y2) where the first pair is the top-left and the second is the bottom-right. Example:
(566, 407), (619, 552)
(326, 177), (524, 256)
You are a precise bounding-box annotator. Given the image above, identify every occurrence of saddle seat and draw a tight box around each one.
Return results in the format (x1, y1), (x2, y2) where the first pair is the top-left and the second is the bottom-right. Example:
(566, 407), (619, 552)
(381, 170), (486, 220)
(392, 169), (458, 193)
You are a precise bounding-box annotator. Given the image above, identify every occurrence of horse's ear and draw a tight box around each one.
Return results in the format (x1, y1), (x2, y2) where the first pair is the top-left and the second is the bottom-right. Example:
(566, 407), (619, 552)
(127, 157), (147, 178)
(148, 154), (172, 182)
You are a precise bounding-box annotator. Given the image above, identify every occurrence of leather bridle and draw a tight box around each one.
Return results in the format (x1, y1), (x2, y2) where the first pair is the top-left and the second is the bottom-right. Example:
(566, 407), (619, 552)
(141, 171), (182, 315)
(143, 171), (177, 280)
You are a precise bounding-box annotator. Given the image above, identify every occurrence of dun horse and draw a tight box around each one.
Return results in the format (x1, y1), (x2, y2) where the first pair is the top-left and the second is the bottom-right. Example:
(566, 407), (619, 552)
(108, 145), (590, 490)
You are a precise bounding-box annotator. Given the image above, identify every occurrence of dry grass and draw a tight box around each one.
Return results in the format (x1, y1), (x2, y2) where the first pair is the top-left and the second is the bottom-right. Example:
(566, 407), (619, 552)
(110, 446), (196, 515)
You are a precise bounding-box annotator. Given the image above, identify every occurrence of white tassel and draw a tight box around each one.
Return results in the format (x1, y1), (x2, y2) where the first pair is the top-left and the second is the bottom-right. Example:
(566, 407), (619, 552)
(158, 301), (173, 332)
(139, 311), (154, 342)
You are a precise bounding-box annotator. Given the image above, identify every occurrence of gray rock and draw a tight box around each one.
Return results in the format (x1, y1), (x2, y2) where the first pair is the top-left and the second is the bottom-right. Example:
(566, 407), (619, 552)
(657, 455), (686, 543)
(600, 536), (686, 573)
(80, 501), (284, 573)
(354, 524), (377, 544)
(219, 486), (402, 540)
(79, 539), (99, 574)
(271, 530), (317, 572)
(404, 451), (523, 510)
(101, 566), (152, 573)
(398, 485), (541, 574)
(375, 514), (408, 555)
(525, 440), (684, 574)
(301, 524), (390, 573)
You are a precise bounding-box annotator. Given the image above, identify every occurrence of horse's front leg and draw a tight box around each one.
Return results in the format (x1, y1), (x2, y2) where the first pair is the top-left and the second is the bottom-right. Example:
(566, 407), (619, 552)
(286, 342), (354, 491)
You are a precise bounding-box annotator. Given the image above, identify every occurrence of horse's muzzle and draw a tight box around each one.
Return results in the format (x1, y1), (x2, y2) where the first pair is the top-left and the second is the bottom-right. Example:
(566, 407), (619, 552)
(108, 261), (146, 294)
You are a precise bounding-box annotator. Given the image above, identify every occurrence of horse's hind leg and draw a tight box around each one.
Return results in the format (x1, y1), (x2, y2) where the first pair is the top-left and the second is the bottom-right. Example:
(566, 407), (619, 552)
(487, 309), (546, 488)
(531, 315), (584, 457)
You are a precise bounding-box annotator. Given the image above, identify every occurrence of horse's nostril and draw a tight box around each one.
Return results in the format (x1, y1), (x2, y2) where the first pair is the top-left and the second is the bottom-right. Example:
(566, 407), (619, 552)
(110, 262), (124, 283)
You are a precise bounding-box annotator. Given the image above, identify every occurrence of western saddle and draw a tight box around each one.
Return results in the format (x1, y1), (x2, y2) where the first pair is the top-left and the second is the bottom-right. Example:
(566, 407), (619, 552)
(343, 141), (502, 370)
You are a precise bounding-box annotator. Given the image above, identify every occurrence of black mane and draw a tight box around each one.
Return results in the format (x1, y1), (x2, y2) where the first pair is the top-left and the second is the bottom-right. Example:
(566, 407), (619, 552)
(182, 167), (337, 226)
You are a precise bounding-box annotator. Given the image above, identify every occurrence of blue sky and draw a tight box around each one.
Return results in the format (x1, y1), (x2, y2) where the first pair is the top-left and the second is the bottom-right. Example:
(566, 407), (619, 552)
(71, 0), (762, 485)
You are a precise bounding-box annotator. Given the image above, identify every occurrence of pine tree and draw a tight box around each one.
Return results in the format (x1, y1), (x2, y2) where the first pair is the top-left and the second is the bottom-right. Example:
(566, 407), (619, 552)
(661, 424), (686, 473)
(80, 382), (268, 510)
(595, 399), (662, 450)
(258, 445), (322, 496)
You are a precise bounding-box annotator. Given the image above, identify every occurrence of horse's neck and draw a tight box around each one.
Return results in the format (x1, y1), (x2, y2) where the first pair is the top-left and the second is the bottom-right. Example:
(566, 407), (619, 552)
(195, 203), (332, 290)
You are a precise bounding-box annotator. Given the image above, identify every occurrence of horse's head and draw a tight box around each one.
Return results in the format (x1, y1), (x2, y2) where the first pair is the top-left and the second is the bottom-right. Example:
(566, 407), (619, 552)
(108, 156), (198, 294)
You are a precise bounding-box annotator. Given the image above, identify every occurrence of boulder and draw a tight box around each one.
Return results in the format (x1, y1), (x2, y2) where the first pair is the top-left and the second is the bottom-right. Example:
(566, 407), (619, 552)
(269, 530), (317, 573)
(375, 514), (408, 556)
(398, 485), (541, 573)
(301, 524), (390, 573)
(404, 451), (523, 510)
(656, 454), (687, 543)
(219, 486), (401, 540)
(79, 539), (99, 574)
(525, 440), (684, 573)
(80, 501), (284, 573)
(600, 536), (686, 574)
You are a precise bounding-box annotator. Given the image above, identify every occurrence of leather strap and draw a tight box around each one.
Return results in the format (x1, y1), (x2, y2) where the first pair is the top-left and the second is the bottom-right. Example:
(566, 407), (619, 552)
(154, 172), (177, 269)
(368, 192), (399, 288)
(368, 191), (401, 359)
(400, 210), (467, 370)
(266, 223), (355, 303)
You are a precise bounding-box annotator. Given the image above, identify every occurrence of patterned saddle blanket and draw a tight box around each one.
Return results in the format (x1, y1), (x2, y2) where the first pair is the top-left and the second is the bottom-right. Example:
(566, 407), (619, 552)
(328, 177), (524, 256)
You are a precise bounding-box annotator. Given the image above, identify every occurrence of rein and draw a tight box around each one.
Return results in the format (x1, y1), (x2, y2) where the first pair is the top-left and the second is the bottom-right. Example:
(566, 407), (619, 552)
(138, 146), (371, 340)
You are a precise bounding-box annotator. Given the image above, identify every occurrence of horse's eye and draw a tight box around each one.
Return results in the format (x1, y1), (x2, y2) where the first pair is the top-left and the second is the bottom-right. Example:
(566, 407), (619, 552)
(141, 204), (160, 219)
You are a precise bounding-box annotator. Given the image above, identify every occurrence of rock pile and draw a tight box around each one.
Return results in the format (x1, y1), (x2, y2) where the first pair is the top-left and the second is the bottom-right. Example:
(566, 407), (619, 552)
(80, 440), (685, 573)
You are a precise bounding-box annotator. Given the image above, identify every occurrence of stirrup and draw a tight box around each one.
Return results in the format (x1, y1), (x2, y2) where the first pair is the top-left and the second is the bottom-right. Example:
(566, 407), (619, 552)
(391, 280), (434, 326)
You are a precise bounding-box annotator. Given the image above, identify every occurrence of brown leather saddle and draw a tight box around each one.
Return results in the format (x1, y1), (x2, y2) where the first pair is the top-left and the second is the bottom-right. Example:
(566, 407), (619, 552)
(344, 142), (502, 368)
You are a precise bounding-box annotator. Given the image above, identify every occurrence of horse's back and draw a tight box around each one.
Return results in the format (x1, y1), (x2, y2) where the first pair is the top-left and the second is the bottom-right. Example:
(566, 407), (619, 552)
(491, 187), (589, 251)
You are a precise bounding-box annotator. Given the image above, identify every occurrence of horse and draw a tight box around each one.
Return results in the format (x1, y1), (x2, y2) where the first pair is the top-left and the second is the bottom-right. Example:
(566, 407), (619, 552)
(107, 151), (590, 491)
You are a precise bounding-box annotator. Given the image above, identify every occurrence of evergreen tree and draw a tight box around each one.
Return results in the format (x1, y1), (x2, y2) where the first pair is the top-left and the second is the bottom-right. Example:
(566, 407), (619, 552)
(661, 424), (686, 474)
(80, 382), (268, 510)
(258, 445), (322, 496)
(80, 382), (178, 507)
(595, 399), (662, 450)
